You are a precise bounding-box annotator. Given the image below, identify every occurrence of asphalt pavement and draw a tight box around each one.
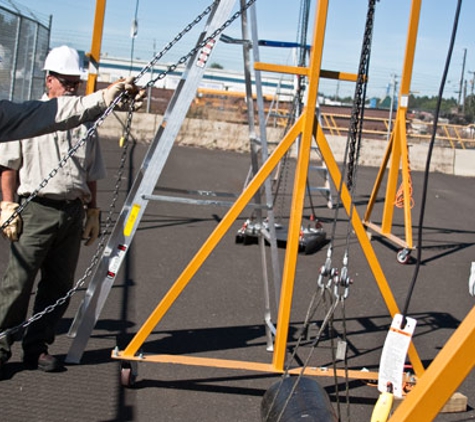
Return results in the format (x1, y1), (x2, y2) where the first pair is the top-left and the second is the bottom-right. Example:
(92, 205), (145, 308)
(0, 138), (474, 422)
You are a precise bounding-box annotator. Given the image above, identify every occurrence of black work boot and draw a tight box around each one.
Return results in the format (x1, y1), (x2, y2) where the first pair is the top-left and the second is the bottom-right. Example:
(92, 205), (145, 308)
(24, 352), (62, 372)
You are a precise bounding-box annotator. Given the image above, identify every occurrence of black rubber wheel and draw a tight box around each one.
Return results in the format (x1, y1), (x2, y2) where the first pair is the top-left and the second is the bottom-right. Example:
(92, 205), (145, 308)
(120, 362), (136, 387)
(242, 234), (257, 245)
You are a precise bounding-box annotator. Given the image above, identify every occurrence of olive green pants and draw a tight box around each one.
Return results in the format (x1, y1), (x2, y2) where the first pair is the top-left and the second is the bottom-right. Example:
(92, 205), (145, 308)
(0, 197), (84, 362)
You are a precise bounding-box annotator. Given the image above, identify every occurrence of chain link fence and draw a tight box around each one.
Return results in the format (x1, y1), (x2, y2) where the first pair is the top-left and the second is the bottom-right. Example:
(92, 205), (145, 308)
(0, 0), (51, 101)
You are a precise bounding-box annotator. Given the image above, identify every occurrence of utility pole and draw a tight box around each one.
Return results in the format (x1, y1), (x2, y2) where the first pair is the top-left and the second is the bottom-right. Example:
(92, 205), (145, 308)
(387, 73), (398, 142)
(463, 79), (467, 115)
(129, 0), (139, 75)
(469, 70), (475, 96)
(457, 48), (467, 113)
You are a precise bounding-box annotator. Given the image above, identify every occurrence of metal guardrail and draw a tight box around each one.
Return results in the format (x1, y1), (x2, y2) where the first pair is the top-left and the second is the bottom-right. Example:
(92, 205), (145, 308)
(192, 90), (475, 150)
(320, 112), (475, 150)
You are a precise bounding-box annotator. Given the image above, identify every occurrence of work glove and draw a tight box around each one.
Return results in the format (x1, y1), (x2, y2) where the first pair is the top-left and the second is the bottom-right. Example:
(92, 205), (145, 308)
(82, 207), (101, 246)
(0, 201), (22, 241)
(102, 76), (146, 111)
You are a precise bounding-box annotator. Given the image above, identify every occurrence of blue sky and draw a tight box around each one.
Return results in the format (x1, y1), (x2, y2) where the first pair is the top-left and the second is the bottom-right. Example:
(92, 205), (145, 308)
(5, 0), (474, 100)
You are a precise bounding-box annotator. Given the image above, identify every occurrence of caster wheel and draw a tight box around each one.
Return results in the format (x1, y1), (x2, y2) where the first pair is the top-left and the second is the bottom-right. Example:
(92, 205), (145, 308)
(120, 361), (137, 387)
(397, 248), (411, 265)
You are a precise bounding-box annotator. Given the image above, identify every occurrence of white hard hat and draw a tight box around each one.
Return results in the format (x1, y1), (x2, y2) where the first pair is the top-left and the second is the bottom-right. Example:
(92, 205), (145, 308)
(43, 45), (82, 76)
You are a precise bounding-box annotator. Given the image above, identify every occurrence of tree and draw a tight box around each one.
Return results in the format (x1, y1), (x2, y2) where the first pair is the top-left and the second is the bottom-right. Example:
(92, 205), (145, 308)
(463, 94), (475, 123)
(408, 95), (458, 118)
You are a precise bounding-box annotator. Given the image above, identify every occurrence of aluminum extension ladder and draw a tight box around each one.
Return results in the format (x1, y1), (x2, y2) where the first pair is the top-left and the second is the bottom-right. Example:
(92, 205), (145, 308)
(308, 145), (333, 209)
(66, 0), (240, 363)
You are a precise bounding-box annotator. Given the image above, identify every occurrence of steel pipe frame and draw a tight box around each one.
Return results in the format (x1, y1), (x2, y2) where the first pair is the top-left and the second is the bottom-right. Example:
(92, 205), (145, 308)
(114, 0), (427, 380)
(85, 0), (106, 95)
(93, 0), (475, 417)
(363, 0), (422, 252)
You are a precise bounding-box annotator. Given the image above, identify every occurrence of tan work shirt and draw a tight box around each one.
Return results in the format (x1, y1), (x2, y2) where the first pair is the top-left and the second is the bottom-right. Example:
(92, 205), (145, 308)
(0, 94), (106, 204)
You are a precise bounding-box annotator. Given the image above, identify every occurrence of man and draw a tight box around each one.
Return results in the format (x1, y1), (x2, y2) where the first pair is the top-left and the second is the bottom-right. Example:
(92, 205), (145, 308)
(0, 76), (144, 141)
(0, 46), (108, 372)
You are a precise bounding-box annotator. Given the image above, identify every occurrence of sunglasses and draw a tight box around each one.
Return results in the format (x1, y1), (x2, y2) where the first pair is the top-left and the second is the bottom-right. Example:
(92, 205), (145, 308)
(50, 72), (81, 89)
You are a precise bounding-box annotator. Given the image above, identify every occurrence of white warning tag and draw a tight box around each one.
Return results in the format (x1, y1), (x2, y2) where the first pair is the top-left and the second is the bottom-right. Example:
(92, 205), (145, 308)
(378, 313), (417, 398)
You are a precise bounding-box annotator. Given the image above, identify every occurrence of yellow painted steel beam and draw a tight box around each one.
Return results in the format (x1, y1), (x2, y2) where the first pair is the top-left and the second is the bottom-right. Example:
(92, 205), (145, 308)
(364, 135), (394, 222)
(320, 69), (359, 82)
(380, 121), (402, 234)
(389, 304), (475, 421)
(314, 123), (424, 377)
(271, 0), (328, 372)
(364, 221), (409, 249)
(254, 62), (308, 76)
(122, 118), (304, 358)
(254, 61), (359, 82)
(85, 0), (106, 94)
(288, 366), (379, 381)
(400, 121), (413, 249)
(112, 351), (380, 381)
(363, 0), (420, 251)
(116, 0), (430, 397)
(399, 0), (421, 97)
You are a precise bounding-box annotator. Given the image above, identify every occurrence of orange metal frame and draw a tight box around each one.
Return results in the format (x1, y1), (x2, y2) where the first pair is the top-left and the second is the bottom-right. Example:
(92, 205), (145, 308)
(112, 1), (475, 420)
(113, 0), (422, 378)
(363, 0), (421, 252)
(85, 0), (106, 95)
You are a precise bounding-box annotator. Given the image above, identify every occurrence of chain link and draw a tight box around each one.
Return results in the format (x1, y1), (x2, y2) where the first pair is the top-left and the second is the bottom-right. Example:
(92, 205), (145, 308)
(1, 0), (257, 233)
(142, 0), (257, 88)
(0, 105), (135, 340)
(0, 0), (259, 339)
(0, 0), (216, 232)
(0, 101), (122, 233)
(134, 1), (219, 85)
(346, 0), (376, 192)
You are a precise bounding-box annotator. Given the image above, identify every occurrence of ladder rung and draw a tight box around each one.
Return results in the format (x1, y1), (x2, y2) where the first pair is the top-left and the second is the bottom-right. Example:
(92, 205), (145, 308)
(309, 187), (331, 193)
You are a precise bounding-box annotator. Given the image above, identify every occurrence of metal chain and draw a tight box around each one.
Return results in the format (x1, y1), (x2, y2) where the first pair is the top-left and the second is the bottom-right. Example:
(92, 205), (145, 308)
(2, 0), (257, 231)
(143, 0), (258, 89)
(0, 107), (135, 340)
(346, 0), (376, 192)
(0, 0), (259, 338)
(324, 0), (377, 278)
(134, 0), (219, 85)
(331, 3), (377, 419)
(339, 0), (376, 293)
(267, 3), (377, 420)
(263, 257), (351, 422)
(0, 99), (127, 232)
(0, 0), (220, 233)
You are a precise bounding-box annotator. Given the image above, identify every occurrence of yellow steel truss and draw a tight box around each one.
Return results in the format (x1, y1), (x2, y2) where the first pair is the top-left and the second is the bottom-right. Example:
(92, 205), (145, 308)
(112, 0), (475, 419)
(85, 0), (106, 95)
(363, 0), (421, 254)
(113, 0), (423, 379)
